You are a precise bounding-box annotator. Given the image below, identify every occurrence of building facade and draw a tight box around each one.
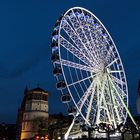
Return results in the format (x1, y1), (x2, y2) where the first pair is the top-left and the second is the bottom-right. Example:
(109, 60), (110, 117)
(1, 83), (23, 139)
(17, 86), (49, 140)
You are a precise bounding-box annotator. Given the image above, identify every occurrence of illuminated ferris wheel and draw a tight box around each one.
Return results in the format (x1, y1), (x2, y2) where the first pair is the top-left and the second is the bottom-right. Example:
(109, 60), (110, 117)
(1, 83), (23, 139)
(51, 7), (136, 139)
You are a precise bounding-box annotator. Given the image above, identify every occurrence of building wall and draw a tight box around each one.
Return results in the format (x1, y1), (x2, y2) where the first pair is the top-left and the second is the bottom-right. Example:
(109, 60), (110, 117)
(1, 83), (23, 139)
(25, 100), (48, 112)
(23, 111), (49, 121)
(21, 110), (48, 140)
(20, 88), (49, 140)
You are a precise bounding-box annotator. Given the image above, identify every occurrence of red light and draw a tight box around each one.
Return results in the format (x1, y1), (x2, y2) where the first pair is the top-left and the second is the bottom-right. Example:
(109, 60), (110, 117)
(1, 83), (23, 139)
(36, 135), (40, 140)
(45, 135), (48, 140)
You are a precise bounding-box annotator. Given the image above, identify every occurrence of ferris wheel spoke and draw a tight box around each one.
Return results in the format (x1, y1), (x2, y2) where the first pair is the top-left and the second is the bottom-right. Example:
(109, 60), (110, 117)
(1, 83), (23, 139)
(60, 59), (97, 73)
(105, 52), (114, 65)
(95, 81), (103, 125)
(106, 78), (122, 123)
(61, 18), (101, 69)
(87, 22), (105, 63)
(106, 58), (118, 67)
(109, 70), (123, 73)
(90, 46), (103, 67)
(68, 80), (95, 126)
(62, 18), (91, 59)
(99, 81), (113, 124)
(76, 80), (97, 120)
(106, 46), (114, 60)
(85, 82), (97, 121)
(113, 94), (126, 120)
(66, 14), (91, 53)
(80, 14), (102, 64)
(110, 74), (126, 85)
(69, 10), (89, 44)
(68, 74), (94, 87)
(95, 78), (116, 125)
(78, 12), (101, 66)
(108, 75), (137, 126)
(77, 81), (94, 111)
(60, 36), (92, 67)
(84, 100), (96, 112)
(60, 35), (100, 70)
(71, 10), (100, 67)
(75, 81), (95, 126)
(107, 74), (127, 101)
(113, 82), (127, 97)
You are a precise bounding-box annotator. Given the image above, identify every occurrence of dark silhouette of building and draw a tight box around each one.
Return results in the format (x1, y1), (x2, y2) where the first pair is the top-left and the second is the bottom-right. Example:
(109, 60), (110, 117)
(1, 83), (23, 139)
(0, 122), (16, 140)
(48, 113), (73, 140)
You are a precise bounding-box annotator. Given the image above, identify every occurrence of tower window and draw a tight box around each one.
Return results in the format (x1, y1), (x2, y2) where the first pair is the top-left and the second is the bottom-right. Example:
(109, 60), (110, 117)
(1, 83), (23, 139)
(22, 122), (25, 130)
(24, 114), (26, 120)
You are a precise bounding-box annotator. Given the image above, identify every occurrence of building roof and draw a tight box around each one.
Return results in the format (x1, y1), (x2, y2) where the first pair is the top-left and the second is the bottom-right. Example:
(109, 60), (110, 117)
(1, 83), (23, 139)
(30, 87), (47, 92)
(24, 86), (49, 95)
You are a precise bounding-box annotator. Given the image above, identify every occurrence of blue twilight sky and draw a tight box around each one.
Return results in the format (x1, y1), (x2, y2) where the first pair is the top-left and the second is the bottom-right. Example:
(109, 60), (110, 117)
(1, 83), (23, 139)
(0, 0), (140, 123)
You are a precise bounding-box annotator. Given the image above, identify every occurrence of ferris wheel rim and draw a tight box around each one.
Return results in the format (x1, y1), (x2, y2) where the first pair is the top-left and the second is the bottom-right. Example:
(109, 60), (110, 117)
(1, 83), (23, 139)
(52, 6), (128, 128)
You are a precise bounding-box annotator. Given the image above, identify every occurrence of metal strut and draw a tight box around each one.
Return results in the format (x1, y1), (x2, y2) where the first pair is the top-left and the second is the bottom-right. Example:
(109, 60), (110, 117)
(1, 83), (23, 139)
(108, 75), (137, 127)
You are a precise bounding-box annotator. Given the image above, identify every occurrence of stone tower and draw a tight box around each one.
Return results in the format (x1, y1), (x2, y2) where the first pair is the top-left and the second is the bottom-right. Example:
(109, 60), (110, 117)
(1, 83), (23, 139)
(19, 86), (49, 140)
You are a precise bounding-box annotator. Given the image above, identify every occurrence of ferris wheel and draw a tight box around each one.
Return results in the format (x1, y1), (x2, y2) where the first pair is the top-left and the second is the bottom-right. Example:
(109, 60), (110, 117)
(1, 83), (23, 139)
(51, 7), (136, 139)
